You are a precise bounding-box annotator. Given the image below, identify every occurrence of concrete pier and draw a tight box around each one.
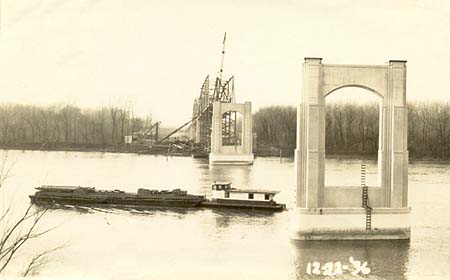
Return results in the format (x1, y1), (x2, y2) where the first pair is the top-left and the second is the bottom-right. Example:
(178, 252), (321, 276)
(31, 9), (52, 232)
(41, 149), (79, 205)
(209, 101), (254, 165)
(291, 208), (410, 240)
(292, 58), (410, 240)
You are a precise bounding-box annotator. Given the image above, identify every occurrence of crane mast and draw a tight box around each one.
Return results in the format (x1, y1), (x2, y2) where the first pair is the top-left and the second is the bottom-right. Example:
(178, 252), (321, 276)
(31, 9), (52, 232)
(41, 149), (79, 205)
(218, 32), (226, 83)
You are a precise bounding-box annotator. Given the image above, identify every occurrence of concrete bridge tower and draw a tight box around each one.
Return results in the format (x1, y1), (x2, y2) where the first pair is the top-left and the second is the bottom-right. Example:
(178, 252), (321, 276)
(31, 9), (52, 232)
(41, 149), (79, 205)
(292, 58), (410, 240)
(209, 101), (254, 164)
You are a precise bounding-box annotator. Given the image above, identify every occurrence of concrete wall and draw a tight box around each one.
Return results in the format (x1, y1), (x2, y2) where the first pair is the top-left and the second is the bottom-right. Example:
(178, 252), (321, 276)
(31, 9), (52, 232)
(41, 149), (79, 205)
(292, 207), (410, 231)
(322, 186), (381, 208)
(322, 65), (387, 98)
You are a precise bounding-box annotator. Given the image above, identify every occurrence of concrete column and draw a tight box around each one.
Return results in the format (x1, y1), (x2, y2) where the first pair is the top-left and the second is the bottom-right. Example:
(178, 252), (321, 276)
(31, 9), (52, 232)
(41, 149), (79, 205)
(210, 102), (222, 154)
(244, 102), (253, 154)
(295, 99), (307, 207)
(380, 100), (390, 207)
(296, 58), (323, 208)
(377, 103), (384, 193)
(389, 60), (408, 208)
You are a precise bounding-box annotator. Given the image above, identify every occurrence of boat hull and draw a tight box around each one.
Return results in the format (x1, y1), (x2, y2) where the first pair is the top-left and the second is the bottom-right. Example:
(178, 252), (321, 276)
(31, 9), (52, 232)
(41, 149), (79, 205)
(201, 199), (285, 212)
(29, 194), (205, 208)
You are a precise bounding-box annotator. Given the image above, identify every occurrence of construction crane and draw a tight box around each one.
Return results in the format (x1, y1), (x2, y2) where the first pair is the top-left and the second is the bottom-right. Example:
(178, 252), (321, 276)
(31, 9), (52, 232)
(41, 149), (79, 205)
(158, 105), (211, 143)
(214, 32), (235, 103)
(218, 32), (226, 83)
(135, 121), (161, 143)
(162, 33), (235, 148)
(186, 33), (237, 149)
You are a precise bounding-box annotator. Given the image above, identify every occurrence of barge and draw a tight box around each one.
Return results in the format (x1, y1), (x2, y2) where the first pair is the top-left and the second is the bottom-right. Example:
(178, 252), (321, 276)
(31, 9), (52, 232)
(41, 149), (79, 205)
(29, 182), (285, 212)
(200, 182), (286, 211)
(29, 185), (206, 208)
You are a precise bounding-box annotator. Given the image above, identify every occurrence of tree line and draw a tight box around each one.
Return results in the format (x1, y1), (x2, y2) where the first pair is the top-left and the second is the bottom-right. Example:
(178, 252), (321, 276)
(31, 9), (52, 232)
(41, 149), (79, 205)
(253, 105), (297, 152)
(1, 102), (450, 159)
(0, 103), (150, 147)
(253, 102), (450, 159)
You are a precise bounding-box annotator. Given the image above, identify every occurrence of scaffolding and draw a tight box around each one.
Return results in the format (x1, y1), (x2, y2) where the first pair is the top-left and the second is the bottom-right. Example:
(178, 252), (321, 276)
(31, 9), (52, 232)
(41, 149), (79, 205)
(191, 75), (235, 149)
(222, 110), (242, 146)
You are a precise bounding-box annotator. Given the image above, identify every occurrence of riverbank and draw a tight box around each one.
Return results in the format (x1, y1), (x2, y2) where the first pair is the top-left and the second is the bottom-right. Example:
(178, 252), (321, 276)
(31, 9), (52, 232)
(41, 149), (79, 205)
(0, 143), (446, 162)
(0, 143), (167, 154)
(1, 143), (294, 158)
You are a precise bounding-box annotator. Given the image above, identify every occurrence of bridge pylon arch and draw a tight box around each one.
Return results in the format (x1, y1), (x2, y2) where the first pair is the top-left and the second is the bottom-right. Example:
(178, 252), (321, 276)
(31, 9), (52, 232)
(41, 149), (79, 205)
(292, 58), (410, 240)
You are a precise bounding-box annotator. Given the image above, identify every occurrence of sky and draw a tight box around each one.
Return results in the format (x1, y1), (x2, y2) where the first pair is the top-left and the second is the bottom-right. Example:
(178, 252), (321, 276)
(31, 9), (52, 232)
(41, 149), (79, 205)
(0, 0), (449, 126)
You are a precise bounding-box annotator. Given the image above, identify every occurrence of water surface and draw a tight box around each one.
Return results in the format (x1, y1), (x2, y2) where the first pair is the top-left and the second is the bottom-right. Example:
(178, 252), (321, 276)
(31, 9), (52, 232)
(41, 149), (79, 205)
(1, 150), (449, 279)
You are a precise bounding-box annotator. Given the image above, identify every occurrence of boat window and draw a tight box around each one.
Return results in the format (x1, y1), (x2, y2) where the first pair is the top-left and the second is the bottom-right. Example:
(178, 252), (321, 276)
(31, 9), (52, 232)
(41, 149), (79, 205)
(248, 193), (254, 199)
(212, 185), (216, 190)
(264, 194), (270, 200)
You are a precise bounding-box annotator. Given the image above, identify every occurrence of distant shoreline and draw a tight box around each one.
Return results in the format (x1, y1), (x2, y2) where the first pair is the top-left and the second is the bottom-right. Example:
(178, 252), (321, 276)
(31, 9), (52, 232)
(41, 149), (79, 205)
(0, 143), (168, 155)
(0, 144), (447, 163)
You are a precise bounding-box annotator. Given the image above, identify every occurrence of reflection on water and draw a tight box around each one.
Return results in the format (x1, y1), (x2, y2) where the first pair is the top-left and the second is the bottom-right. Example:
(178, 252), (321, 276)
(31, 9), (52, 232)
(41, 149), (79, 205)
(42, 203), (197, 217)
(211, 209), (277, 229)
(207, 163), (253, 186)
(292, 240), (410, 280)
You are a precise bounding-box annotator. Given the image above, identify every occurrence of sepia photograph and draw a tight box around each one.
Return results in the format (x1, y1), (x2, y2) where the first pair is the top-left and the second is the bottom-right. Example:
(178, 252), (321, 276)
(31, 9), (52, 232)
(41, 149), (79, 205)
(0, 0), (449, 279)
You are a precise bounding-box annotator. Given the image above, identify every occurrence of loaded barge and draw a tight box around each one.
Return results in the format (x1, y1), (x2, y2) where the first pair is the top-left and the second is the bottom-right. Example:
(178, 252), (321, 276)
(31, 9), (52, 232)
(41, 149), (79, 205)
(29, 182), (285, 211)
(29, 185), (206, 208)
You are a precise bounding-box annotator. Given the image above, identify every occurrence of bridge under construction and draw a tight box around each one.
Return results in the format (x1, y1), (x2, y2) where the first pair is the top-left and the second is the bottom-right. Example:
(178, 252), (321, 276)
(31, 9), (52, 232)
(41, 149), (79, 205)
(190, 74), (235, 153)
(157, 33), (254, 164)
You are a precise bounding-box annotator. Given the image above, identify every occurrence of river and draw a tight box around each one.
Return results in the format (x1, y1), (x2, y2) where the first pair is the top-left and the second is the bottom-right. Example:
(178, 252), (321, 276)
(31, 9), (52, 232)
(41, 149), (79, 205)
(1, 150), (449, 279)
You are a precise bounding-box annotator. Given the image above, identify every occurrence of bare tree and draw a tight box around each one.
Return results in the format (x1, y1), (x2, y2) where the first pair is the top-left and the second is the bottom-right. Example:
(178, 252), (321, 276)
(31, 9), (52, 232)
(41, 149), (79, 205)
(21, 245), (64, 277)
(0, 102), (146, 149)
(0, 152), (60, 276)
(109, 105), (119, 145)
(118, 105), (130, 141)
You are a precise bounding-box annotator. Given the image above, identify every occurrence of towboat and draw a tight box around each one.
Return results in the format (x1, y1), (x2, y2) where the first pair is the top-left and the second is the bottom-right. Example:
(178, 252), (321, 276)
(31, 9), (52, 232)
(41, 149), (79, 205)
(29, 185), (206, 208)
(201, 182), (286, 211)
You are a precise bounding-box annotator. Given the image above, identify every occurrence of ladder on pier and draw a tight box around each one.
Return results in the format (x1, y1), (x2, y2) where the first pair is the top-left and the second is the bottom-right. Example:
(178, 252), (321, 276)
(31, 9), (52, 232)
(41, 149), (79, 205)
(361, 163), (372, 230)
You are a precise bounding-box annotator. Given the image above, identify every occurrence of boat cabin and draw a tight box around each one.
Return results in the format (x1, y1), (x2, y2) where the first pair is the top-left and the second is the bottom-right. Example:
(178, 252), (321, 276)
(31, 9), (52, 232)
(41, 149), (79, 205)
(211, 182), (279, 202)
